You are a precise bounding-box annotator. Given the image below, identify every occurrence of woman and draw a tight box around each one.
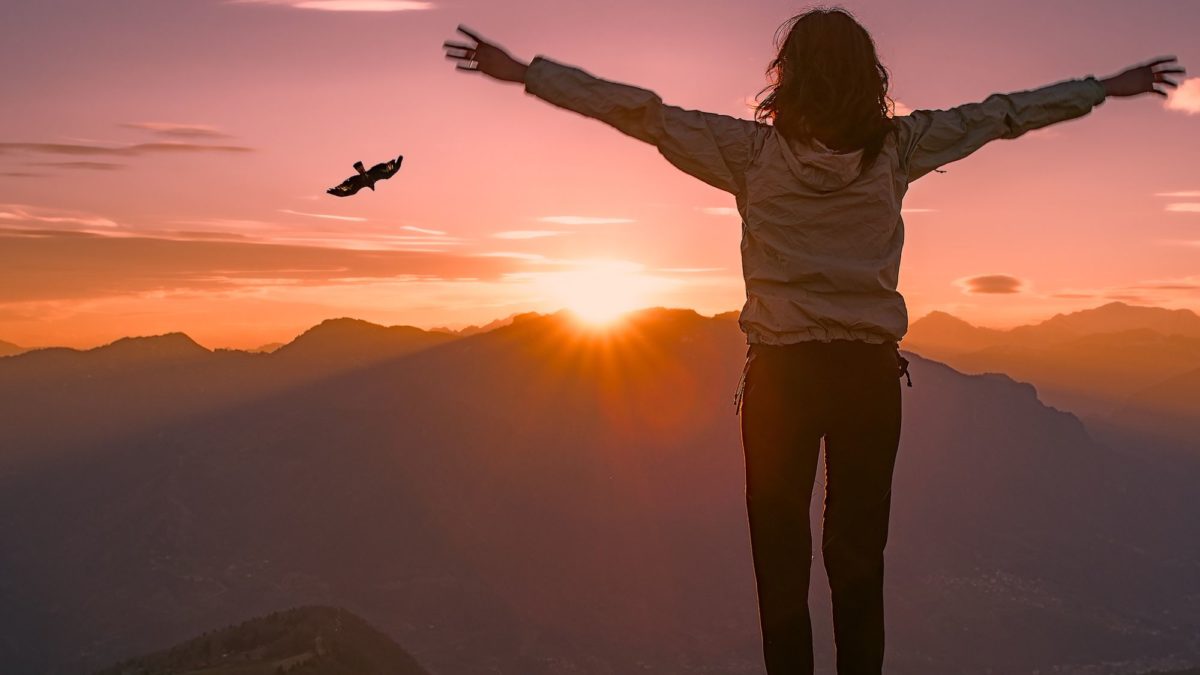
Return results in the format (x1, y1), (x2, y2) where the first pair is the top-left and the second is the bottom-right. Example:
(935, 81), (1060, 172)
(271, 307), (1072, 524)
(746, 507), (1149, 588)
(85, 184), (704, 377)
(443, 8), (1182, 674)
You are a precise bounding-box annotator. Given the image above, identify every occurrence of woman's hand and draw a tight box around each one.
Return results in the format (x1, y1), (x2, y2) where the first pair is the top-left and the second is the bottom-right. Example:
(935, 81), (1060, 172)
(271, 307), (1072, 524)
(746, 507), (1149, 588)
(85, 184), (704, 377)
(1100, 56), (1185, 98)
(443, 25), (529, 84)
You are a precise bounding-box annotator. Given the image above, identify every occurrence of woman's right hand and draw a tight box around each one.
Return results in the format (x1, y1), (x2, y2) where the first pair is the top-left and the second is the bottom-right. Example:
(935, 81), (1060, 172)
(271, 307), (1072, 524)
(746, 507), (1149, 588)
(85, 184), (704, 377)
(443, 25), (529, 84)
(1099, 56), (1185, 98)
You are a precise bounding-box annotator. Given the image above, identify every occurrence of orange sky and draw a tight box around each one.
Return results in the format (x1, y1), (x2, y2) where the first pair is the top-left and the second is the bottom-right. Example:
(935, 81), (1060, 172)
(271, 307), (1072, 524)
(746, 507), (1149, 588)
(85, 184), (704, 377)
(2, 0), (1198, 349)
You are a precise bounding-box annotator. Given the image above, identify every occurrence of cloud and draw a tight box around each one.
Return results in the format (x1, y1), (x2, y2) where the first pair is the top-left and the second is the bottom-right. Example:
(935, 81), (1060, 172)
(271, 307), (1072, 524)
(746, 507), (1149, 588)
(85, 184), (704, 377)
(956, 274), (1025, 295)
(1165, 203), (1200, 213)
(492, 230), (567, 239)
(1047, 276), (1200, 304)
(655, 267), (725, 274)
(232, 0), (434, 10)
(1165, 77), (1200, 115)
(32, 161), (125, 171)
(890, 100), (913, 117)
(120, 122), (231, 139)
(0, 204), (119, 229)
(537, 215), (634, 225)
(278, 209), (366, 222)
(698, 206), (738, 217)
(1155, 191), (1200, 198)
(0, 141), (253, 156)
(902, 207), (938, 214)
(0, 227), (531, 304)
(401, 225), (446, 235)
(0, 171), (43, 178)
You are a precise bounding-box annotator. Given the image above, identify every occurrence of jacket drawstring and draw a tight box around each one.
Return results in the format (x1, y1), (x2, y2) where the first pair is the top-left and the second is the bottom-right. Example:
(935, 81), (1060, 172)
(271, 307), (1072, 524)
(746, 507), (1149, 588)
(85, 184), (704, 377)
(894, 342), (913, 387)
(733, 345), (756, 415)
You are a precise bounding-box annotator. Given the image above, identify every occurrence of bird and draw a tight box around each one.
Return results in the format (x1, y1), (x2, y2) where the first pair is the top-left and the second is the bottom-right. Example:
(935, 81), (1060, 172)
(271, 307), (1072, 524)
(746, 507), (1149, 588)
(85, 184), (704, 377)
(326, 155), (403, 197)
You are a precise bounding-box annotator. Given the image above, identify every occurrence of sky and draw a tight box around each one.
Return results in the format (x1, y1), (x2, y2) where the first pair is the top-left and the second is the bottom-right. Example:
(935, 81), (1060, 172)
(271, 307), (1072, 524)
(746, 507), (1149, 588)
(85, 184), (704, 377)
(1, 0), (1198, 349)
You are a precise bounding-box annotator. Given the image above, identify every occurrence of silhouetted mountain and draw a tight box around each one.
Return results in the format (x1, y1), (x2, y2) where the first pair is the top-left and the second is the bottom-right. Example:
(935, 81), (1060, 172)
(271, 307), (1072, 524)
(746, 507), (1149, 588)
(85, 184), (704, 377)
(248, 342), (284, 354)
(1106, 365), (1200, 448)
(95, 606), (430, 675)
(431, 310), (542, 336)
(0, 338), (24, 357)
(1012, 302), (1200, 341)
(904, 304), (1200, 451)
(272, 317), (455, 368)
(0, 309), (1196, 675)
(0, 322), (454, 466)
(902, 310), (1005, 355)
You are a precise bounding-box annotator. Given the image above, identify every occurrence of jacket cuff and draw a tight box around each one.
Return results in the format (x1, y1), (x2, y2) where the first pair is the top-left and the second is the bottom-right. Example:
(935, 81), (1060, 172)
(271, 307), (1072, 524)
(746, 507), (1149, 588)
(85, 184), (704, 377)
(523, 55), (557, 99)
(1082, 76), (1108, 106)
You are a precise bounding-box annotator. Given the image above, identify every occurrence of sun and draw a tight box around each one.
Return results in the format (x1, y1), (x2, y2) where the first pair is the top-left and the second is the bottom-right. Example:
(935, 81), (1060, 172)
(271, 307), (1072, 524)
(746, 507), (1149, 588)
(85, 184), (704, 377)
(546, 260), (660, 327)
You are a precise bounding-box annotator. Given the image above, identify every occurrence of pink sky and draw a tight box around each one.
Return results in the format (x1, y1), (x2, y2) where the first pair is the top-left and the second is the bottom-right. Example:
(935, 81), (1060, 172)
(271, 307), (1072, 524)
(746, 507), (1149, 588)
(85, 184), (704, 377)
(2, 0), (1198, 349)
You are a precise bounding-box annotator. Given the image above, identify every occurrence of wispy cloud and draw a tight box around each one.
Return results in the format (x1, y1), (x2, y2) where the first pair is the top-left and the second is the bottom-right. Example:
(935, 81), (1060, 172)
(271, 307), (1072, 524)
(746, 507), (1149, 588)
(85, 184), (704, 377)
(902, 207), (938, 214)
(493, 230), (567, 239)
(32, 161), (125, 171)
(401, 225), (446, 235)
(474, 251), (547, 260)
(120, 122), (231, 139)
(1165, 203), (1200, 213)
(232, 0), (434, 11)
(956, 274), (1026, 295)
(0, 203), (119, 229)
(279, 208), (367, 222)
(698, 206), (738, 217)
(1165, 77), (1200, 115)
(1155, 191), (1200, 198)
(655, 267), (725, 274)
(1049, 276), (1200, 304)
(537, 215), (634, 225)
(0, 227), (529, 304)
(0, 141), (253, 156)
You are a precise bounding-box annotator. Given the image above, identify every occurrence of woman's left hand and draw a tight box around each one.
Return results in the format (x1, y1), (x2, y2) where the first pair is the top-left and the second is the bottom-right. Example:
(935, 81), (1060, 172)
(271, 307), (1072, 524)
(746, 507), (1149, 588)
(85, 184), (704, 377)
(1100, 56), (1185, 98)
(443, 25), (529, 84)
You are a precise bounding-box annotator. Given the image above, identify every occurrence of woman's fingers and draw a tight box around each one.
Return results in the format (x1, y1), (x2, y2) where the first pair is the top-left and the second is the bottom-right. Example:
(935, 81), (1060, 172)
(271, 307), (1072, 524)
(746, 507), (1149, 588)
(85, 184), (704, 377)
(457, 25), (486, 45)
(1144, 55), (1178, 67)
(443, 40), (474, 51)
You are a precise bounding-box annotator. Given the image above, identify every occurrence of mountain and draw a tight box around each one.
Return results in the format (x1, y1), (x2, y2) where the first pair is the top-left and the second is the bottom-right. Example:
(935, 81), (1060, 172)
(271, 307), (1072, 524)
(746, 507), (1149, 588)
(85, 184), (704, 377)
(1010, 302), (1200, 341)
(95, 606), (430, 675)
(0, 339), (24, 357)
(904, 303), (1200, 449)
(0, 322), (454, 467)
(271, 317), (456, 368)
(0, 309), (1197, 674)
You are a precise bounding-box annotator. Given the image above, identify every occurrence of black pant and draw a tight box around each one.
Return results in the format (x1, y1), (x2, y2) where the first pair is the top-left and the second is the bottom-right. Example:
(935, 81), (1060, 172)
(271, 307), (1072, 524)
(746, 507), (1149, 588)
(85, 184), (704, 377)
(738, 340), (903, 675)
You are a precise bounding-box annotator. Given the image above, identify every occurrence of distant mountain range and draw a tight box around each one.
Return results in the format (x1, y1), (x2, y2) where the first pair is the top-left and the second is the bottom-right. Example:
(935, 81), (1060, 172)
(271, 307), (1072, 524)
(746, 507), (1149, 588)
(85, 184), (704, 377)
(0, 307), (1197, 674)
(95, 606), (429, 675)
(0, 338), (24, 357)
(904, 302), (1200, 451)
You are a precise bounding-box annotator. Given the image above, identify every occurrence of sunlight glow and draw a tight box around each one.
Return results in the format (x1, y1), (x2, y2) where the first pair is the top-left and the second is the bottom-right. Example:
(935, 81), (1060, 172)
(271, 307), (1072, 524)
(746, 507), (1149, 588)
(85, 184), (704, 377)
(545, 260), (659, 327)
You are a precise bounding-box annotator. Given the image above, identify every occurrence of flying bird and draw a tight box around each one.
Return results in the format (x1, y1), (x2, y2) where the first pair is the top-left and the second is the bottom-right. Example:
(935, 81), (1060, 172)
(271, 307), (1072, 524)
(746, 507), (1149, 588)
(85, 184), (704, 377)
(326, 155), (403, 197)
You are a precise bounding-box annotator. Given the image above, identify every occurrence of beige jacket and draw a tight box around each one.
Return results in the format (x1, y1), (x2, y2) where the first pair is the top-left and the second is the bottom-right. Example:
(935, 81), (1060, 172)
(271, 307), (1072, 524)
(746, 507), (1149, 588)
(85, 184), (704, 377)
(523, 56), (1107, 345)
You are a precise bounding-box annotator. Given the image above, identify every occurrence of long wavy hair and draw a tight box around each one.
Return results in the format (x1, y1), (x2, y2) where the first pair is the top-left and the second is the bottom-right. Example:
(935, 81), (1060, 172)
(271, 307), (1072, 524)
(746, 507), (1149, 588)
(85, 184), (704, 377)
(754, 6), (895, 170)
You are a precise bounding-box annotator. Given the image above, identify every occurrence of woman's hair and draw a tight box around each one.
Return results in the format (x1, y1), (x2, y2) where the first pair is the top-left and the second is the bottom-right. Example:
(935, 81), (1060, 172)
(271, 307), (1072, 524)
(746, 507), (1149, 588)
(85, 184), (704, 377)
(754, 6), (895, 170)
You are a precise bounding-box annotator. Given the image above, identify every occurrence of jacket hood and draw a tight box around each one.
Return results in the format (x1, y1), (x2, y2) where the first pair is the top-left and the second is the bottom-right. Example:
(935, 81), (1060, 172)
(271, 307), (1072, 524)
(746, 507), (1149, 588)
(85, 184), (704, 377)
(773, 128), (865, 193)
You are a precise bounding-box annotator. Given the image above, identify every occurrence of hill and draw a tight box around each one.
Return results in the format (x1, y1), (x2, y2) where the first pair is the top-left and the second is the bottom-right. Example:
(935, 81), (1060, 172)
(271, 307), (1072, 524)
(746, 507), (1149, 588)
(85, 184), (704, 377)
(904, 303), (1200, 449)
(0, 308), (1196, 674)
(0, 338), (24, 357)
(95, 606), (430, 675)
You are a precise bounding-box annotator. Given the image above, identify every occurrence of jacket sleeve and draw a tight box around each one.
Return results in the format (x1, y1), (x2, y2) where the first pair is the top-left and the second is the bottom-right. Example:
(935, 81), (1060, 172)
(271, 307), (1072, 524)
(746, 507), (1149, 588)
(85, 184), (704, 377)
(523, 55), (762, 195)
(893, 76), (1107, 182)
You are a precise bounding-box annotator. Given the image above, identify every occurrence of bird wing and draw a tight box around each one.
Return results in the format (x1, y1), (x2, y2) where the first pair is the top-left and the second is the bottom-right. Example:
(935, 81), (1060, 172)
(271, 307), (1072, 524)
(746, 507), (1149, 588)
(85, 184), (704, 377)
(327, 174), (367, 197)
(367, 155), (403, 180)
